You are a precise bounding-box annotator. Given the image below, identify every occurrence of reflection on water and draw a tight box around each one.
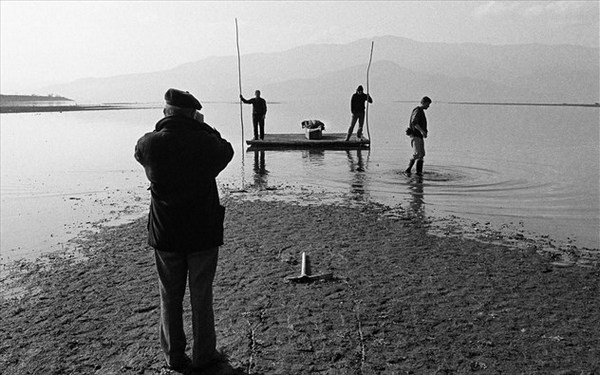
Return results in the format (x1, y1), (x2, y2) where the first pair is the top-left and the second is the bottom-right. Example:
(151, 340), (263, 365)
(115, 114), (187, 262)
(346, 149), (368, 200)
(301, 149), (325, 164)
(237, 147), (598, 250)
(408, 175), (425, 221)
(346, 149), (366, 173)
(252, 150), (269, 189)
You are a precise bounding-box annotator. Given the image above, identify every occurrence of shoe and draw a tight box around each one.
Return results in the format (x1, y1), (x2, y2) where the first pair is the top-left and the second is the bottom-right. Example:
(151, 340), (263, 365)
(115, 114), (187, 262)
(166, 354), (192, 372)
(416, 160), (424, 176)
(406, 160), (416, 175)
(189, 351), (230, 374)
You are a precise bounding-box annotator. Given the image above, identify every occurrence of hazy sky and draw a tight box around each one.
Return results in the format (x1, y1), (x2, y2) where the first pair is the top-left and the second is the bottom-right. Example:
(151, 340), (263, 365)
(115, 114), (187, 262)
(1, 1), (598, 94)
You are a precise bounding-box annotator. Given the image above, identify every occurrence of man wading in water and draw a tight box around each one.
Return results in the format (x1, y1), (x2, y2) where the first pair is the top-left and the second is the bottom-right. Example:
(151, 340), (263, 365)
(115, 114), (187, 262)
(405, 96), (432, 176)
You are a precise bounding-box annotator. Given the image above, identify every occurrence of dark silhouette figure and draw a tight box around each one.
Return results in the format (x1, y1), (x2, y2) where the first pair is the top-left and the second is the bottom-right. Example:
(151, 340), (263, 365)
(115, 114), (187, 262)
(405, 96), (432, 176)
(240, 90), (267, 140)
(345, 85), (373, 141)
(134, 88), (234, 373)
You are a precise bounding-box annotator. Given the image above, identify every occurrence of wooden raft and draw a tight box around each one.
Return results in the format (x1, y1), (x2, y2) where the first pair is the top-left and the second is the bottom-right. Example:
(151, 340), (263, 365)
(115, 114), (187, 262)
(246, 133), (370, 150)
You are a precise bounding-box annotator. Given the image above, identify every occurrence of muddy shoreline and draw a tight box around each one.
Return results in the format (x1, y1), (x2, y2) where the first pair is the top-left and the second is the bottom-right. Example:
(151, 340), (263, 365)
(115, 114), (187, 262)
(1, 194), (598, 374)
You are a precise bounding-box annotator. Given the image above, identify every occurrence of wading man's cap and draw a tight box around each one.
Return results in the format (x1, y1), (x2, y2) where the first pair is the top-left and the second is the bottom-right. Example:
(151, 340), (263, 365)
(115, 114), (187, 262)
(164, 88), (202, 110)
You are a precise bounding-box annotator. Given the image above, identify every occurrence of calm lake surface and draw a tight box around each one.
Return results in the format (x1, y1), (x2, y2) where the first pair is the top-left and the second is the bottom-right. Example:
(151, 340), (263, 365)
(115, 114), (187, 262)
(1, 100), (598, 266)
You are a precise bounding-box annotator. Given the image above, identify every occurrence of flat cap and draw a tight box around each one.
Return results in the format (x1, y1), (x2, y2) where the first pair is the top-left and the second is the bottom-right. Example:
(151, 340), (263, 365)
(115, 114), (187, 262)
(164, 88), (202, 110)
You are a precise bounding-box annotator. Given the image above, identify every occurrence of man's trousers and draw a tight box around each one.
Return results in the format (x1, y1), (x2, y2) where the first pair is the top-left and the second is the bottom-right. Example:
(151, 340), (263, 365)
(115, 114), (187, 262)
(154, 247), (219, 369)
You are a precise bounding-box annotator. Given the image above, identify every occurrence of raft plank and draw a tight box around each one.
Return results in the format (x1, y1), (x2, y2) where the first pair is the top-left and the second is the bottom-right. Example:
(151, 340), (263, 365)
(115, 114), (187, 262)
(246, 133), (370, 150)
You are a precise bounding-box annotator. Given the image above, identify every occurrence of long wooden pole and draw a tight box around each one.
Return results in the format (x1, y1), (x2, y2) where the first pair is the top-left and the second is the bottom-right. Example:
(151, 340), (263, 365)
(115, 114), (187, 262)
(235, 18), (246, 190)
(365, 41), (374, 141)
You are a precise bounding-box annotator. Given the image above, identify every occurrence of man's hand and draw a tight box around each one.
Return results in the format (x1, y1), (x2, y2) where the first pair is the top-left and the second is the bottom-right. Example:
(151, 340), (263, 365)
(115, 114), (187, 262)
(194, 111), (204, 123)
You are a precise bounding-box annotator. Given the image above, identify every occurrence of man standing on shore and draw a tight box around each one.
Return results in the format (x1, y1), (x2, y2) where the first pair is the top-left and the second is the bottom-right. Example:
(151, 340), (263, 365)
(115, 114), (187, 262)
(405, 96), (432, 176)
(134, 88), (234, 373)
(240, 90), (267, 140)
(345, 85), (373, 141)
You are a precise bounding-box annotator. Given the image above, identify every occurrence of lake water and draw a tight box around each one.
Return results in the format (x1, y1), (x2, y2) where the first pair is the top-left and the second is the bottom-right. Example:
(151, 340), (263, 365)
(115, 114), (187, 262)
(1, 100), (598, 266)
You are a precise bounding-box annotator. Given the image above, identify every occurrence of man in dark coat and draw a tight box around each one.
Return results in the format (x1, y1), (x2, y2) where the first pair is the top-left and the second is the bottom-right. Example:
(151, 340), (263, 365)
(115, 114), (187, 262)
(405, 96), (432, 176)
(240, 90), (267, 140)
(134, 88), (234, 373)
(345, 85), (373, 141)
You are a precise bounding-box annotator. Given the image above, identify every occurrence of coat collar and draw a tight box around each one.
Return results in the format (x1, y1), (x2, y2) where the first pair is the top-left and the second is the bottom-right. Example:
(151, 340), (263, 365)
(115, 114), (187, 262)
(154, 115), (198, 131)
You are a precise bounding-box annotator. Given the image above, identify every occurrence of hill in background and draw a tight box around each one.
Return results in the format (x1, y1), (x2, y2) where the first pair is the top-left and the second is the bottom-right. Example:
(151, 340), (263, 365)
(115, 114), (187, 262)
(43, 36), (599, 105)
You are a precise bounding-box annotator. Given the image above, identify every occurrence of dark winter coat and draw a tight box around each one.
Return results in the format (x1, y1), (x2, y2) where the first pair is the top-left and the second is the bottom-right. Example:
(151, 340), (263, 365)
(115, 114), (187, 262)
(134, 115), (234, 252)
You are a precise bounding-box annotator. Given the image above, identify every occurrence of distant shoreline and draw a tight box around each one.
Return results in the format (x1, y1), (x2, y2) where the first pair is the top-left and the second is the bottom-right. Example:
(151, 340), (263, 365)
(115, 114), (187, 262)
(0, 94), (73, 102)
(2, 101), (598, 114)
(448, 101), (600, 108)
(395, 100), (599, 108)
(0, 104), (151, 114)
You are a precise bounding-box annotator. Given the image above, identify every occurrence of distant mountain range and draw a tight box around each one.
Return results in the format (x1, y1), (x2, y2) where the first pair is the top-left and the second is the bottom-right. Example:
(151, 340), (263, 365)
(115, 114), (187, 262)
(44, 35), (599, 104)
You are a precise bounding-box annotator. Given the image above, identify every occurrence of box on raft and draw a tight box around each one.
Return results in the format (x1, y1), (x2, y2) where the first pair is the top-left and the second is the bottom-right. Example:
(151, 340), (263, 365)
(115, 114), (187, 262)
(305, 128), (322, 140)
(302, 119), (325, 140)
